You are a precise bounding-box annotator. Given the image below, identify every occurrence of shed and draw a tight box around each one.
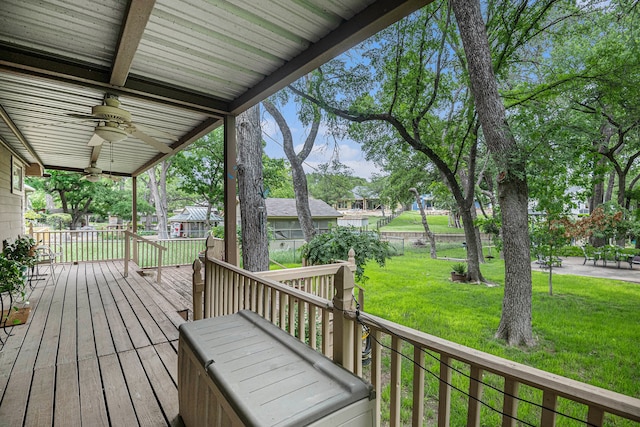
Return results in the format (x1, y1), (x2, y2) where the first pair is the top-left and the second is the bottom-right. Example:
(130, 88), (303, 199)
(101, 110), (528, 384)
(265, 198), (342, 240)
(169, 206), (223, 238)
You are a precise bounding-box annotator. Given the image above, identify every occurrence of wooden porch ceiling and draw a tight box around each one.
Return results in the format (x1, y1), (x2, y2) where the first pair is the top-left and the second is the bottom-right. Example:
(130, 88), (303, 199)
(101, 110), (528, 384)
(0, 261), (195, 426)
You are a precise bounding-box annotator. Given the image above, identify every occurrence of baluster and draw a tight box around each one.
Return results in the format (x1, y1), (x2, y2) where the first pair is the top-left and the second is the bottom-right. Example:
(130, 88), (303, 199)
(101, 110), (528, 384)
(390, 336), (402, 426)
(322, 309), (331, 357)
(270, 288), (277, 324)
(308, 305), (317, 349)
(438, 355), (452, 427)
(413, 346), (425, 426)
(540, 390), (557, 426)
(354, 320), (363, 376)
(288, 298), (295, 336)
(371, 328), (382, 427)
(467, 366), (483, 427)
(297, 300), (305, 342)
(587, 406), (604, 426)
(280, 294), (287, 331)
(501, 379), (520, 427)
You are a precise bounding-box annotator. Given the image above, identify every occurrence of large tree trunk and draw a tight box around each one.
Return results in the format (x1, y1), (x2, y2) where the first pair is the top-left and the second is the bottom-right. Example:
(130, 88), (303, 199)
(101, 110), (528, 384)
(148, 161), (170, 239)
(262, 100), (319, 242)
(409, 188), (437, 259)
(237, 105), (269, 272)
(451, 0), (534, 346)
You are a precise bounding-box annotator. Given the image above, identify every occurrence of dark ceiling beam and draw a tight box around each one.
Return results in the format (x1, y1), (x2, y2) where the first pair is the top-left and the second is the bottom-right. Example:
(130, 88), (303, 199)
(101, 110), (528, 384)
(0, 104), (44, 166)
(110, 0), (157, 87)
(229, 0), (431, 115)
(0, 47), (230, 116)
(45, 164), (130, 177)
(132, 116), (223, 176)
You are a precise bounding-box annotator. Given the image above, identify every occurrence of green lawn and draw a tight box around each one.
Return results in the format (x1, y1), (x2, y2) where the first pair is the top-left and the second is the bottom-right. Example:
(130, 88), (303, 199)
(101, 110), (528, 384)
(381, 211), (465, 234)
(361, 246), (640, 425)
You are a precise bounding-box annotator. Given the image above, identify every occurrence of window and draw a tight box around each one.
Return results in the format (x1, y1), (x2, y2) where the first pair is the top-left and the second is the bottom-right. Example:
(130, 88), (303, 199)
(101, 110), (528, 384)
(11, 156), (23, 195)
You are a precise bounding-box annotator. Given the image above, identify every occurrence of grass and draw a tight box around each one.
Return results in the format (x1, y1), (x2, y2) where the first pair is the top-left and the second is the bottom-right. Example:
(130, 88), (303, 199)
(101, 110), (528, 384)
(361, 246), (640, 426)
(381, 211), (465, 234)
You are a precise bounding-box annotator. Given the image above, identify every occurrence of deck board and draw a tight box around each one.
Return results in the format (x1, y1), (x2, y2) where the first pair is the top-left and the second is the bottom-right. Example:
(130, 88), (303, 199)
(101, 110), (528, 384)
(0, 261), (193, 426)
(24, 366), (55, 426)
(54, 362), (81, 427)
(78, 357), (109, 426)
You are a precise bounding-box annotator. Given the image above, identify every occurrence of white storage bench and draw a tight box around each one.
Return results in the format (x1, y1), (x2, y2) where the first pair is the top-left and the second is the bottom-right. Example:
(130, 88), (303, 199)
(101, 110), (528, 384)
(178, 310), (376, 427)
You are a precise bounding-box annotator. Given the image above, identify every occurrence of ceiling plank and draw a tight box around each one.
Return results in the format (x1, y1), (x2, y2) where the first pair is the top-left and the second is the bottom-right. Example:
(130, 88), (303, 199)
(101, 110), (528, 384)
(111, 0), (157, 87)
(0, 46), (230, 115)
(0, 104), (44, 166)
(229, 0), (431, 114)
(132, 116), (222, 176)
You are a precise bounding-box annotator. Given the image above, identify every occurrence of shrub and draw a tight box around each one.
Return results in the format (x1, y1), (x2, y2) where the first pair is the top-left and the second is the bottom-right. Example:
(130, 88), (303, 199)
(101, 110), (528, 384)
(301, 227), (393, 282)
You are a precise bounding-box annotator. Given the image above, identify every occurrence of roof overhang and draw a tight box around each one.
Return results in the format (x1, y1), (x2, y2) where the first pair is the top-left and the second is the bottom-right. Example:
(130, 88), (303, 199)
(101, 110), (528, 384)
(0, 0), (429, 177)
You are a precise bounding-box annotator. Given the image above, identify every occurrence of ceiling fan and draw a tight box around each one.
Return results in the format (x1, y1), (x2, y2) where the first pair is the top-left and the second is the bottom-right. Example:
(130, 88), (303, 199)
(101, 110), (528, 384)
(81, 162), (122, 183)
(81, 161), (104, 182)
(70, 94), (174, 154)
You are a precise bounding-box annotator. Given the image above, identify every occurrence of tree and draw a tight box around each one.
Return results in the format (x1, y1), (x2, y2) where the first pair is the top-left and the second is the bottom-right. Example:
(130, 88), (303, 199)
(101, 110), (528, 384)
(262, 156), (294, 198)
(409, 187), (437, 259)
(147, 161), (171, 239)
(263, 99), (320, 242)
(172, 130), (225, 227)
(307, 160), (363, 206)
(450, 0), (534, 345)
(44, 171), (102, 229)
(237, 105), (269, 271)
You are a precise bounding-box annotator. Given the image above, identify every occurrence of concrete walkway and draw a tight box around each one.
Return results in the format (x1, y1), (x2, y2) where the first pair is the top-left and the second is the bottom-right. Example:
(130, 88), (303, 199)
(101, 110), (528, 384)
(532, 256), (640, 284)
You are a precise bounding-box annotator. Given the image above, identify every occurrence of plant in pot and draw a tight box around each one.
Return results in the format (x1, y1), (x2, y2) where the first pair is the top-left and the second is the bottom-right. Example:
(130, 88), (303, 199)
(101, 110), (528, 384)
(0, 253), (29, 326)
(1, 235), (36, 326)
(450, 262), (467, 282)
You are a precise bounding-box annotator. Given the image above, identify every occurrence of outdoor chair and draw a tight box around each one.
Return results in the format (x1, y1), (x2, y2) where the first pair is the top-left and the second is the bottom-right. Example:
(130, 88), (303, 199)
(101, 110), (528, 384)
(581, 246), (598, 266)
(34, 244), (63, 283)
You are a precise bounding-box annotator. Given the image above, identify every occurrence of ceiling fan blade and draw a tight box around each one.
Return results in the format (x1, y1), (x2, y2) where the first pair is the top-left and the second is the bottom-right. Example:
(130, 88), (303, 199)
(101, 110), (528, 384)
(68, 113), (100, 119)
(23, 117), (98, 129)
(130, 128), (173, 154)
(87, 133), (104, 147)
(134, 123), (180, 142)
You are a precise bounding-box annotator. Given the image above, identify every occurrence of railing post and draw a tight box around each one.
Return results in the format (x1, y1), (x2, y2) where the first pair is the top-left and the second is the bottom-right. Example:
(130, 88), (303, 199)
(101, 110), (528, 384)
(124, 231), (130, 278)
(156, 248), (163, 283)
(332, 265), (356, 372)
(130, 225), (139, 264)
(192, 258), (204, 320)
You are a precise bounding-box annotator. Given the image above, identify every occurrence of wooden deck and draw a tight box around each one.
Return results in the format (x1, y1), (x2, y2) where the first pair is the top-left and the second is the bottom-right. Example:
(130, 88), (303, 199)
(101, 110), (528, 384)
(0, 261), (196, 426)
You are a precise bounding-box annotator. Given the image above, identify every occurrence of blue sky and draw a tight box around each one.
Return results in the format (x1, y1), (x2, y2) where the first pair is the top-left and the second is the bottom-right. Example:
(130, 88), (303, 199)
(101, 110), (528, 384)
(260, 99), (381, 180)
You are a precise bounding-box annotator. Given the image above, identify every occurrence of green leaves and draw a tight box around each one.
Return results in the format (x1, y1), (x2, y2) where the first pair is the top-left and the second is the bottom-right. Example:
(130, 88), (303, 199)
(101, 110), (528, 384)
(300, 226), (394, 282)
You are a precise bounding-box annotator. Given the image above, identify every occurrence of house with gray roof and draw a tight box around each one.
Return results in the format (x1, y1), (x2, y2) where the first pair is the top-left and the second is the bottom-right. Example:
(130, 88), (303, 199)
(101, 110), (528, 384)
(265, 198), (342, 240)
(169, 206), (223, 238)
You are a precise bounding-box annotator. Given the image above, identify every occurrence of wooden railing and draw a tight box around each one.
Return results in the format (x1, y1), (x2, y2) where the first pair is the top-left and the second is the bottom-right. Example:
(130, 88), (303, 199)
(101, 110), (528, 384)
(31, 229), (205, 268)
(194, 246), (640, 426)
(32, 228), (126, 263)
(123, 231), (166, 283)
(137, 237), (206, 268)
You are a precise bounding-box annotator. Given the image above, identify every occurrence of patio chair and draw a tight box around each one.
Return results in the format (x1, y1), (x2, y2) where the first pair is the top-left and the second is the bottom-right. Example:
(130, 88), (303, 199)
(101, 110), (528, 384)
(581, 246), (598, 266)
(34, 244), (63, 283)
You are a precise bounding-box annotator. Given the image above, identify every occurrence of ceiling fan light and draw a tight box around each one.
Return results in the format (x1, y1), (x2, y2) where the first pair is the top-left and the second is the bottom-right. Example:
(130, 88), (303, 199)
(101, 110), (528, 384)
(86, 174), (100, 182)
(94, 124), (128, 142)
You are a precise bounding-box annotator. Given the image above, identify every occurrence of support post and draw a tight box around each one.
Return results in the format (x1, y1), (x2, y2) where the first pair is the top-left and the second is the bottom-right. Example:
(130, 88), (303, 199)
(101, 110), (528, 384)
(224, 114), (238, 266)
(132, 176), (138, 234)
(332, 265), (356, 372)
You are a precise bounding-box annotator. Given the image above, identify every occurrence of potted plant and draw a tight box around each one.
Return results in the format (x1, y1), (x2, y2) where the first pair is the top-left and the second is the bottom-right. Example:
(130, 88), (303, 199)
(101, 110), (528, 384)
(0, 254), (30, 326)
(450, 262), (467, 282)
(1, 236), (36, 326)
